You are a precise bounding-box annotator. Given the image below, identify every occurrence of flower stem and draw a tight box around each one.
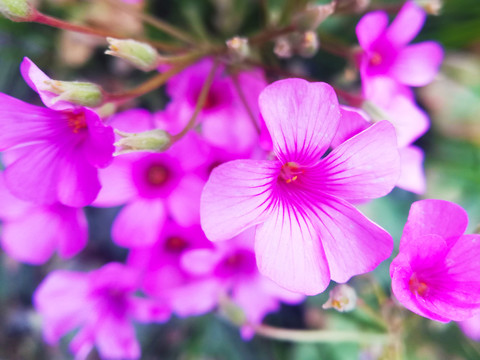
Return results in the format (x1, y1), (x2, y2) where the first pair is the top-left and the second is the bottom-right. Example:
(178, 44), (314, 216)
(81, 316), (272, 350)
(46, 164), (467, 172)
(231, 73), (261, 134)
(254, 324), (391, 344)
(105, 52), (202, 103)
(99, 0), (198, 46)
(171, 58), (220, 142)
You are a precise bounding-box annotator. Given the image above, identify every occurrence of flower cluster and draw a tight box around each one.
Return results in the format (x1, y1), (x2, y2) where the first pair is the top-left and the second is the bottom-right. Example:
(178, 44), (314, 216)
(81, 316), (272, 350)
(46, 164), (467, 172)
(0, 0), (479, 359)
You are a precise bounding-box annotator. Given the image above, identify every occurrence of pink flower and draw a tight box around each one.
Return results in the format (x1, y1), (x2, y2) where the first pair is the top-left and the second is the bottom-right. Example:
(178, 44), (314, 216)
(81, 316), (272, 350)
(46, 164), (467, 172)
(356, 1), (443, 87)
(128, 220), (219, 317)
(95, 109), (205, 247)
(390, 200), (480, 322)
(459, 314), (480, 341)
(201, 79), (400, 295)
(163, 59), (265, 155)
(34, 263), (169, 360)
(0, 173), (87, 264)
(0, 58), (114, 206)
(182, 229), (304, 337)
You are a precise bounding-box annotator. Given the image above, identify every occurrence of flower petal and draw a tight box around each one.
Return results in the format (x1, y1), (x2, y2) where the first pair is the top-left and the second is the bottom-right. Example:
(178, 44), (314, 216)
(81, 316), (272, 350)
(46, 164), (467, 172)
(167, 175), (204, 227)
(316, 197), (394, 283)
(95, 316), (140, 360)
(390, 42), (444, 86)
(258, 79), (340, 164)
(319, 121), (400, 200)
(112, 198), (166, 247)
(396, 146), (426, 194)
(401, 199), (469, 249)
(355, 11), (389, 49)
(200, 159), (276, 241)
(386, 1), (426, 46)
(330, 106), (370, 148)
(255, 204), (330, 295)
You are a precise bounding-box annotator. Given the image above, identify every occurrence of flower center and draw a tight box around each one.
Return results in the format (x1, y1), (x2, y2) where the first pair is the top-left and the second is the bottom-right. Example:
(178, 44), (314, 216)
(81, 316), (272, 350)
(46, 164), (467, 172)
(164, 236), (189, 253)
(279, 162), (303, 183)
(66, 111), (88, 133)
(146, 164), (169, 186)
(409, 273), (429, 297)
(370, 52), (383, 66)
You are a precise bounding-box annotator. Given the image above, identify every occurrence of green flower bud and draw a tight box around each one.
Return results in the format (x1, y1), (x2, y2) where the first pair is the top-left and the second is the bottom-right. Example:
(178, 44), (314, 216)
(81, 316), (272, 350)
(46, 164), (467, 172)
(114, 129), (172, 155)
(106, 38), (160, 72)
(0, 0), (35, 21)
(42, 80), (103, 108)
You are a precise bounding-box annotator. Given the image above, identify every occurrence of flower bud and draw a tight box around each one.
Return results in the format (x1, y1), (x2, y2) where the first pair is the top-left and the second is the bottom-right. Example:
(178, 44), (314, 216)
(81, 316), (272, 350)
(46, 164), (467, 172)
(226, 36), (250, 62)
(293, 2), (336, 32)
(298, 31), (320, 58)
(274, 36), (294, 58)
(322, 284), (357, 312)
(106, 38), (160, 71)
(41, 80), (104, 108)
(114, 129), (171, 155)
(0, 0), (35, 21)
(414, 0), (442, 15)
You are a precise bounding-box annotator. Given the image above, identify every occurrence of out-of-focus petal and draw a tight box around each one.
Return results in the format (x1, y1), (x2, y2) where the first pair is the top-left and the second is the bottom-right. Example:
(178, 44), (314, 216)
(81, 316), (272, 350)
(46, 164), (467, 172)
(396, 146), (426, 194)
(356, 11), (389, 49)
(386, 1), (426, 46)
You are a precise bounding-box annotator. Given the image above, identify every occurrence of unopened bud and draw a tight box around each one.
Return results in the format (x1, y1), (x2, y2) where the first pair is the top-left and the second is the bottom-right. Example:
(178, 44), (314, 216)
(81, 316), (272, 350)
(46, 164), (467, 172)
(361, 100), (392, 124)
(414, 0), (442, 15)
(274, 36), (294, 58)
(293, 2), (336, 32)
(106, 38), (160, 71)
(298, 31), (319, 58)
(41, 80), (103, 107)
(114, 129), (171, 155)
(226, 36), (250, 62)
(0, 0), (35, 21)
(322, 284), (357, 312)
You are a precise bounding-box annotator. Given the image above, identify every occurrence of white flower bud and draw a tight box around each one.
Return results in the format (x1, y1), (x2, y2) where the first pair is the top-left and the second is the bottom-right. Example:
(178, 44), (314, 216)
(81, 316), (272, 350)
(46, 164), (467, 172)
(323, 284), (357, 312)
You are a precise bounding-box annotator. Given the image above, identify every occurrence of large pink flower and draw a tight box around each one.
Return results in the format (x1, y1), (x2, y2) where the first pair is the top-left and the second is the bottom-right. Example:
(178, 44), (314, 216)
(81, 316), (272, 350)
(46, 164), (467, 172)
(391, 200), (480, 322)
(201, 79), (400, 295)
(0, 58), (114, 206)
(356, 1), (443, 87)
(34, 263), (169, 360)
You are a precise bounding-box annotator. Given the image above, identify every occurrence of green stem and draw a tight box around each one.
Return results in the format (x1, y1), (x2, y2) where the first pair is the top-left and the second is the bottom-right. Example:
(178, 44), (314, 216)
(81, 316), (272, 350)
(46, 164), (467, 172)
(255, 324), (391, 344)
(105, 53), (202, 103)
(171, 58), (220, 142)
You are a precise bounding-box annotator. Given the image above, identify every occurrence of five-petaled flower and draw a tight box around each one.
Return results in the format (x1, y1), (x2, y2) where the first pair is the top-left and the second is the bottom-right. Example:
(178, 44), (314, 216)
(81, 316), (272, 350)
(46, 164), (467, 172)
(201, 78), (400, 295)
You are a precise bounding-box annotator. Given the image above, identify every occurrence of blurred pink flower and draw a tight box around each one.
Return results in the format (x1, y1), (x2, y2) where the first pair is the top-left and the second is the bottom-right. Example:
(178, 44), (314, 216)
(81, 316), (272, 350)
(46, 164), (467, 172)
(391, 200), (480, 322)
(181, 229), (304, 338)
(34, 263), (169, 360)
(459, 313), (480, 341)
(356, 1), (443, 87)
(95, 109), (205, 247)
(163, 59), (266, 155)
(128, 220), (219, 317)
(0, 173), (87, 264)
(0, 58), (114, 206)
(201, 78), (400, 295)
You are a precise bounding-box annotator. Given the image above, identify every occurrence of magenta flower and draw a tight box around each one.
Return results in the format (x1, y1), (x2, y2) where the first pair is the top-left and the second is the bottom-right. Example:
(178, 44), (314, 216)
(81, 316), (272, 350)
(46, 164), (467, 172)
(201, 79), (400, 295)
(0, 173), (87, 264)
(356, 1), (443, 87)
(95, 109), (205, 247)
(390, 200), (480, 322)
(459, 314), (480, 341)
(163, 59), (265, 154)
(34, 263), (170, 360)
(0, 58), (114, 206)
(181, 229), (304, 337)
(128, 220), (219, 317)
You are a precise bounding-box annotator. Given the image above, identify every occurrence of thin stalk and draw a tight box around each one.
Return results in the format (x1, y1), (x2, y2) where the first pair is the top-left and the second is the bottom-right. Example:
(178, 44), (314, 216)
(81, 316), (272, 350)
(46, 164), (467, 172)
(255, 324), (391, 344)
(171, 58), (220, 142)
(32, 11), (181, 52)
(231, 74), (261, 134)
(249, 24), (296, 46)
(105, 53), (202, 102)
(100, 0), (198, 46)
